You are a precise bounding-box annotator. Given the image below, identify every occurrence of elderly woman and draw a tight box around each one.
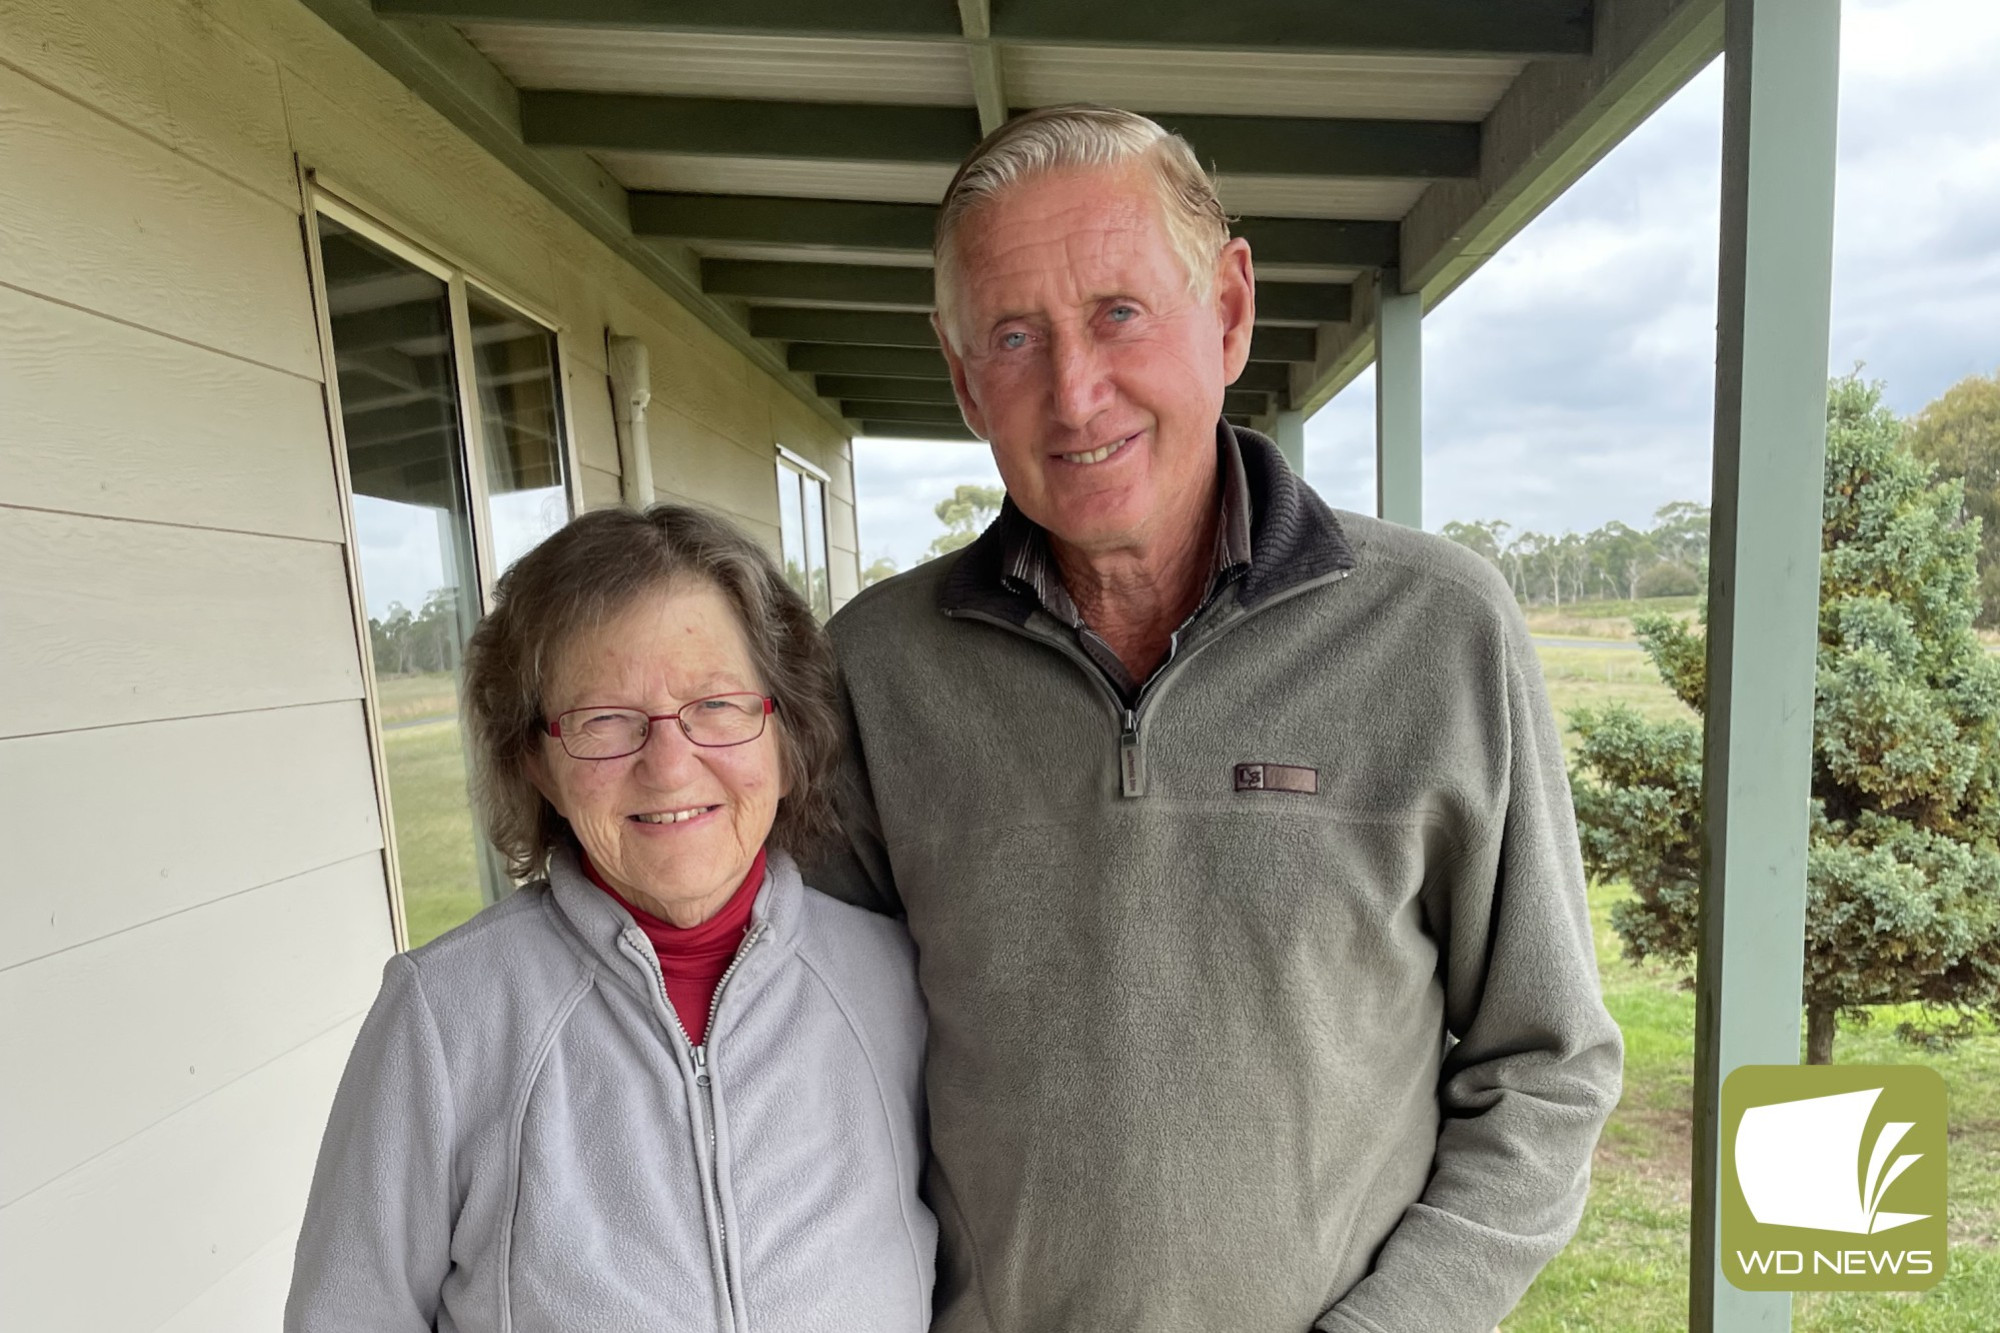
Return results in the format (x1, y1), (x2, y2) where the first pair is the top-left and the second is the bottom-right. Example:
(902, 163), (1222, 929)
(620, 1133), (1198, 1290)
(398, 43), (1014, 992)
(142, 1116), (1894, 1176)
(286, 505), (934, 1332)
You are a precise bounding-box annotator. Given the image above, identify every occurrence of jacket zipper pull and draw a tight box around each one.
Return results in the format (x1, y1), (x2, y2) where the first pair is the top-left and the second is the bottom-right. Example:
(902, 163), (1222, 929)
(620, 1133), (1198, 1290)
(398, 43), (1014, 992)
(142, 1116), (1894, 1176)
(1120, 709), (1144, 798)
(691, 1044), (710, 1087)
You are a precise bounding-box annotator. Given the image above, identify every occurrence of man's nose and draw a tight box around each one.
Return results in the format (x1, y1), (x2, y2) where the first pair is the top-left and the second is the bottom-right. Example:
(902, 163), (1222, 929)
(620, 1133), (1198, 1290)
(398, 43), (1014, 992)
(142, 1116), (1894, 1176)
(1048, 328), (1111, 428)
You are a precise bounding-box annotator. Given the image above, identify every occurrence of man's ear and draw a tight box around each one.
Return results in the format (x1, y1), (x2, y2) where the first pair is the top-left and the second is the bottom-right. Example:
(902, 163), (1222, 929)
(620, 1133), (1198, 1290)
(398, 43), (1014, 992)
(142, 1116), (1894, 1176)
(1216, 237), (1257, 386)
(933, 310), (990, 441)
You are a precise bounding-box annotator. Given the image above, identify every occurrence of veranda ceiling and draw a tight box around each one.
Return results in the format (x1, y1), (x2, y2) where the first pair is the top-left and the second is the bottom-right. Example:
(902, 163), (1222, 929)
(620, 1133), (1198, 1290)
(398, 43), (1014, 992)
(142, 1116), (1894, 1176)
(329, 0), (1723, 441)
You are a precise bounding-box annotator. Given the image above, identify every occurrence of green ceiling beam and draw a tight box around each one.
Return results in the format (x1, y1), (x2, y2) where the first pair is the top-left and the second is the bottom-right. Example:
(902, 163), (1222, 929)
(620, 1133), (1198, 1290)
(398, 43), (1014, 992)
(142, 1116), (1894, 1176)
(991, 0), (1591, 55)
(636, 193), (1399, 269)
(1152, 112), (1478, 178)
(1257, 283), (1352, 323)
(1225, 390), (1274, 416)
(816, 375), (958, 404)
(525, 93), (1474, 179)
(714, 259), (1349, 321)
(1236, 216), (1399, 268)
(372, 0), (1591, 56)
(631, 193), (938, 251)
(754, 306), (1316, 363)
(1251, 326), (1317, 362)
(753, 308), (939, 348)
(841, 400), (967, 425)
(705, 259), (934, 307)
(522, 92), (980, 161)
(789, 343), (949, 378)
(1234, 362), (1290, 395)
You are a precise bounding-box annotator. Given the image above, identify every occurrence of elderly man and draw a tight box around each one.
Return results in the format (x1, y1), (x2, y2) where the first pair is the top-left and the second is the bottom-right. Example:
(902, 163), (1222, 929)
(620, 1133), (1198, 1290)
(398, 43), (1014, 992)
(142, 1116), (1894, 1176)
(813, 105), (1623, 1333)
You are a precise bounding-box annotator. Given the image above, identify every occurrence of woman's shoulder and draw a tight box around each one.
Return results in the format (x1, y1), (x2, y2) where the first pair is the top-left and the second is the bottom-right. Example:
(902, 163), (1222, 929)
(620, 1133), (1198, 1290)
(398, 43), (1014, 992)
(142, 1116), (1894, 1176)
(396, 885), (594, 1028)
(793, 886), (924, 1041)
(795, 884), (917, 972)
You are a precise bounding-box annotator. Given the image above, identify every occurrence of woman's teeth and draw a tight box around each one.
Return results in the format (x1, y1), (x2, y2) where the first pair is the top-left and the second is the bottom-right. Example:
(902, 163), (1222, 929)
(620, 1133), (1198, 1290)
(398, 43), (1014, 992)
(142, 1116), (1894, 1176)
(633, 807), (711, 824)
(1062, 436), (1130, 465)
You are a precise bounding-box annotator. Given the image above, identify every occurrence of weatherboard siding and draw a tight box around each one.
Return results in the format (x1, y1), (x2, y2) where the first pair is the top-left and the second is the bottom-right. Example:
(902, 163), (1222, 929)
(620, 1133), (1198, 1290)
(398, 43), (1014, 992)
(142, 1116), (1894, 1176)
(0, 0), (858, 1326)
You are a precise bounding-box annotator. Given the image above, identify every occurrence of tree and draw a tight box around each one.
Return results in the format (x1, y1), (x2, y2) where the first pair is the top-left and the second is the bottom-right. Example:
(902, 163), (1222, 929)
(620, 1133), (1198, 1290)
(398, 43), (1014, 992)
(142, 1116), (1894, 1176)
(1570, 375), (2000, 1063)
(861, 556), (900, 588)
(1908, 367), (2000, 627)
(925, 484), (1007, 560)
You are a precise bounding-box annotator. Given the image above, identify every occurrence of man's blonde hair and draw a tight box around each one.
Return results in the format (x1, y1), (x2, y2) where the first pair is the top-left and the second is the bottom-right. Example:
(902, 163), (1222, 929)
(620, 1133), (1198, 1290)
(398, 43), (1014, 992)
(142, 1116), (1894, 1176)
(933, 105), (1232, 351)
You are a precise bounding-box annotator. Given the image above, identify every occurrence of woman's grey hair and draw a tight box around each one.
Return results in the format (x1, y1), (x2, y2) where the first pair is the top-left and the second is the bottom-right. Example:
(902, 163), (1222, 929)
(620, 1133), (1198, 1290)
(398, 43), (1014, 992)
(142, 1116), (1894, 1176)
(933, 104), (1233, 351)
(461, 504), (843, 880)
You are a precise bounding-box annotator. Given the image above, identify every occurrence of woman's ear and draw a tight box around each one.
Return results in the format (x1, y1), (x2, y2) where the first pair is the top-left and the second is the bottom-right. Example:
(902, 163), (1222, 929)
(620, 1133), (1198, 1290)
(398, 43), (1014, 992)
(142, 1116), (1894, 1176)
(524, 743), (559, 812)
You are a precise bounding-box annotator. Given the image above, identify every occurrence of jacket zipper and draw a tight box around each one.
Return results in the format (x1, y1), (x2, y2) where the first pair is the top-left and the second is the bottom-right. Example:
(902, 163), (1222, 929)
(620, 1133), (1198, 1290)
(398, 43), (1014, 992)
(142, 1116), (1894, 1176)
(624, 921), (765, 1330)
(947, 566), (1353, 799)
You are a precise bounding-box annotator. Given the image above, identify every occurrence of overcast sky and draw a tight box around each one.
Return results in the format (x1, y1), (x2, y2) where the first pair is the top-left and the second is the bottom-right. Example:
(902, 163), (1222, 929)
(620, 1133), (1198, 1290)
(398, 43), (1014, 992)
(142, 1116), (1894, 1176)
(852, 0), (2000, 571)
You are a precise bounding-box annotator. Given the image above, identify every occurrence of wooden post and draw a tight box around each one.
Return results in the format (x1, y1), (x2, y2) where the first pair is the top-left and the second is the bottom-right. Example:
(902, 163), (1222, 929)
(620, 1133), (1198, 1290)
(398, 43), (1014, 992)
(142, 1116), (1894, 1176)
(1690, 1), (1841, 1328)
(1374, 276), (1422, 527)
(1274, 408), (1307, 474)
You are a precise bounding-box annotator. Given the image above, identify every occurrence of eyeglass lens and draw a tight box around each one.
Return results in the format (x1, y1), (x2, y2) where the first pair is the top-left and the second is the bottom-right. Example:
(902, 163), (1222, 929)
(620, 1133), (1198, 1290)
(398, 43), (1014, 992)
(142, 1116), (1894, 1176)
(557, 695), (767, 759)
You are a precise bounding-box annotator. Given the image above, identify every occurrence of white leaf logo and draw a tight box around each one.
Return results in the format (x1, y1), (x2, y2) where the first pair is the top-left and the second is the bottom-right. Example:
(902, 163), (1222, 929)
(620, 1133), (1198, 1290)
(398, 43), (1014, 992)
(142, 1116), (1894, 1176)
(1735, 1088), (1929, 1235)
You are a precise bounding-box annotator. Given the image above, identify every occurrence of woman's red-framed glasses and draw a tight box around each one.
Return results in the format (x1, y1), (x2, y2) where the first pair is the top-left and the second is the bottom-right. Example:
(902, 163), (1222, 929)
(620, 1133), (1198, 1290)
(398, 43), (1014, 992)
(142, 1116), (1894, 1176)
(546, 694), (776, 759)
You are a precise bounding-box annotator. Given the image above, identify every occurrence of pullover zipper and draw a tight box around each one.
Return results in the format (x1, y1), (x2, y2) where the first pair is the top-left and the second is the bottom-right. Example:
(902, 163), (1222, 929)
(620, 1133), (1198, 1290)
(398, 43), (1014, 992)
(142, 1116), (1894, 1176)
(947, 567), (1353, 800)
(624, 921), (765, 1329)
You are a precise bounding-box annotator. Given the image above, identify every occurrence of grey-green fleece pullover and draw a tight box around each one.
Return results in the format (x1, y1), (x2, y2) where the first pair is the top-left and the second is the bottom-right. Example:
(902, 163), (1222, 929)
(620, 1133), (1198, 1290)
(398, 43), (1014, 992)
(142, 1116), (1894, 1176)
(809, 426), (1622, 1333)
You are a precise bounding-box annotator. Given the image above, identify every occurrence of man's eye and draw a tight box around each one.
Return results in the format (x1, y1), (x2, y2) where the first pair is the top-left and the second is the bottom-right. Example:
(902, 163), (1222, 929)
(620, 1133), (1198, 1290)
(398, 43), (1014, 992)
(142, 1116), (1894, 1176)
(1108, 305), (1137, 322)
(999, 330), (1029, 350)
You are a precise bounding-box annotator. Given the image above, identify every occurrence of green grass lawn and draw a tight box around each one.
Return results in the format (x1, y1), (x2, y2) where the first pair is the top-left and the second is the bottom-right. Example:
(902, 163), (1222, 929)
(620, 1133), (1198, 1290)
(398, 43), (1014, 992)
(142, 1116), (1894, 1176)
(1526, 595), (1700, 642)
(381, 715), (485, 947)
(1509, 639), (2000, 1330)
(375, 670), (459, 725)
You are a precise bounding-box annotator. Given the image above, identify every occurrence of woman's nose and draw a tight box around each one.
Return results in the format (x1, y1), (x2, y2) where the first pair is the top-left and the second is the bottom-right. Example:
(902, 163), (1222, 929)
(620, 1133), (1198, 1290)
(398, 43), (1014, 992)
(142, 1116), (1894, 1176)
(632, 716), (705, 781)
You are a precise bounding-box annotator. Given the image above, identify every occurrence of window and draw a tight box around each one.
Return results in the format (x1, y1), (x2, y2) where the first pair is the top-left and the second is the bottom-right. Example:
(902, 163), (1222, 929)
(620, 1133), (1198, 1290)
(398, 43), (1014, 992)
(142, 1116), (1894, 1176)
(310, 195), (578, 948)
(776, 448), (833, 619)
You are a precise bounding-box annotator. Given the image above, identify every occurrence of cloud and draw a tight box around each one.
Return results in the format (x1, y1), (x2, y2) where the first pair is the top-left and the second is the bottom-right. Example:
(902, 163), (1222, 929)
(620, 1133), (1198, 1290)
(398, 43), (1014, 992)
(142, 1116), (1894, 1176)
(850, 437), (1004, 571)
(859, 0), (2000, 559)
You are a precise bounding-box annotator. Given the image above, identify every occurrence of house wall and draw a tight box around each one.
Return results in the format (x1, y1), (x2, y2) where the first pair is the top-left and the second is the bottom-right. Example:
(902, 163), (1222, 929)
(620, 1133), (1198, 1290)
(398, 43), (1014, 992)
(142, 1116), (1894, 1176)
(0, 0), (857, 1326)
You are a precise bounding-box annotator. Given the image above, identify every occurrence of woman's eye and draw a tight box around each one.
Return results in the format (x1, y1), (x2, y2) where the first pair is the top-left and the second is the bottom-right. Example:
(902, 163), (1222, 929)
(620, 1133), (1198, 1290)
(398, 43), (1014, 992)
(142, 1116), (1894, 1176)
(695, 698), (733, 712)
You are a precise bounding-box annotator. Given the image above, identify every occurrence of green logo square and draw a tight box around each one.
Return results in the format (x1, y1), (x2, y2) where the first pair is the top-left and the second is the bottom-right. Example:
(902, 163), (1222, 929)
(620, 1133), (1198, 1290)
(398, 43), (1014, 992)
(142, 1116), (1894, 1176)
(1721, 1064), (1949, 1291)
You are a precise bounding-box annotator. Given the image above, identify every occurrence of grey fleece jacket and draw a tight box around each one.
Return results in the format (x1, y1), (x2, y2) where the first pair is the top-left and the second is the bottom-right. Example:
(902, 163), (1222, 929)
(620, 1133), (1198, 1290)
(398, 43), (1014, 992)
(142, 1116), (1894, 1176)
(810, 426), (1623, 1333)
(285, 848), (936, 1333)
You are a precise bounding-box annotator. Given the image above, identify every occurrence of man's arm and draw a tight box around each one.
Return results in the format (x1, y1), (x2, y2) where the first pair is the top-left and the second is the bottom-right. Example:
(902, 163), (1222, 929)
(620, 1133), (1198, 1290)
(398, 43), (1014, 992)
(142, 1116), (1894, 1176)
(802, 659), (904, 917)
(1317, 604), (1625, 1333)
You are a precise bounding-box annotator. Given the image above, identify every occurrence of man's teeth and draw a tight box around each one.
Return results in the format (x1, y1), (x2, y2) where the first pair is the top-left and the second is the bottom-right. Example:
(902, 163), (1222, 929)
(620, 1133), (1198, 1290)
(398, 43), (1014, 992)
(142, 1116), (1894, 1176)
(1063, 437), (1127, 465)
(633, 808), (711, 824)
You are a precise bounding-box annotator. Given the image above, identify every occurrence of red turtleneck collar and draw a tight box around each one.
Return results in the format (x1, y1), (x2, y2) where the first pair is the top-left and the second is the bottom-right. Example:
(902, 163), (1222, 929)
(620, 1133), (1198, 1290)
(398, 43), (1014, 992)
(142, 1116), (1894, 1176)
(583, 848), (768, 1047)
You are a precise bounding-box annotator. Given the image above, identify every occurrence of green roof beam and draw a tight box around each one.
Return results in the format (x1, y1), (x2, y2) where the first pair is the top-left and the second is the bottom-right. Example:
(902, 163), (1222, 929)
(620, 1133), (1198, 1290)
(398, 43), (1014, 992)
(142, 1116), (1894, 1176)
(632, 193), (938, 252)
(522, 92), (981, 161)
(752, 308), (939, 347)
(704, 260), (934, 307)
(372, 0), (1592, 57)
(524, 93), (1476, 180)
(636, 193), (1399, 269)
(789, 343), (950, 378)
(815, 375), (959, 404)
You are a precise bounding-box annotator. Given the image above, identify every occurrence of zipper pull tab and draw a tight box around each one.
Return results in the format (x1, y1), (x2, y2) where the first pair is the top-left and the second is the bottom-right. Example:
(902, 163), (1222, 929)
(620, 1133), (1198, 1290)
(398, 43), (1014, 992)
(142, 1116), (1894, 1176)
(1120, 710), (1144, 798)
(691, 1044), (710, 1087)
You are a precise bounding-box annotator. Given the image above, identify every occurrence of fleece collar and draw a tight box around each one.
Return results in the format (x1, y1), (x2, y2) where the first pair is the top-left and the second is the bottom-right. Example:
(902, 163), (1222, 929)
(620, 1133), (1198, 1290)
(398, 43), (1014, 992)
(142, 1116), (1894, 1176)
(545, 843), (804, 991)
(937, 421), (1357, 624)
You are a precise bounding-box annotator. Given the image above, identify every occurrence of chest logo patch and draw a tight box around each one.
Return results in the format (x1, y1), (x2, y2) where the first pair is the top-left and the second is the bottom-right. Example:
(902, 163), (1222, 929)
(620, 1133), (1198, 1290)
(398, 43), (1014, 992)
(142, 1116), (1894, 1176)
(1235, 762), (1319, 794)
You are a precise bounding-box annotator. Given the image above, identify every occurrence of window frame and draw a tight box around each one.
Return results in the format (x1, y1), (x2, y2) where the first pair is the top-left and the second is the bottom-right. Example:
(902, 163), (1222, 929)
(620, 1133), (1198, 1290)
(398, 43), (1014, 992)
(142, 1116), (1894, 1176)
(775, 446), (834, 620)
(302, 176), (585, 950)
